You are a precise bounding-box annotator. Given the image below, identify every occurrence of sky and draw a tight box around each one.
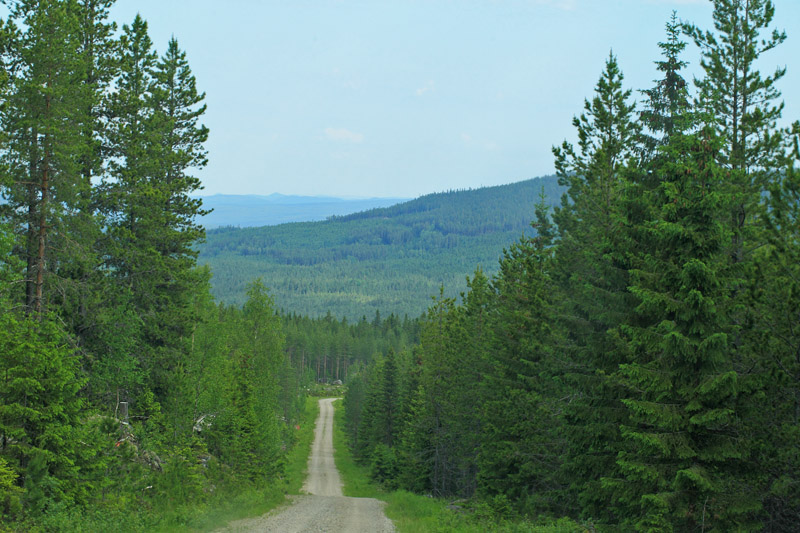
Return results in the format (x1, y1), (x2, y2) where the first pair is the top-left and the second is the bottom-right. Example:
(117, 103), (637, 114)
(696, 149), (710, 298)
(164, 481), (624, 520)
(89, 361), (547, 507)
(97, 0), (800, 198)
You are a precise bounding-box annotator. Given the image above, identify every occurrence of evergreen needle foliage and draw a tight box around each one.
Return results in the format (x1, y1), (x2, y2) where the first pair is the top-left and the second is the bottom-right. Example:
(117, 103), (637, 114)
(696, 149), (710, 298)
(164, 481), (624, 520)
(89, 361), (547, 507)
(343, 2), (800, 531)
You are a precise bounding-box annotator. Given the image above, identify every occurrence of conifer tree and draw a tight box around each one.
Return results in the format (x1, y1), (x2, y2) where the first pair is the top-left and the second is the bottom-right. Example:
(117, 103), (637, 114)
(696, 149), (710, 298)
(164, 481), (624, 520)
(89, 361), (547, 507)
(478, 194), (567, 514)
(617, 125), (761, 531)
(101, 17), (209, 415)
(685, 0), (786, 176)
(639, 12), (691, 160)
(552, 52), (639, 520)
(0, 0), (89, 315)
(239, 280), (285, 476)
(63, 0), (118, 352)
(685, 4), (792, 527)
(0, 310), (85, 510)
(149, 36), (209, 260)
(401, 292), (457, 496)
(754, 122), (800, 529)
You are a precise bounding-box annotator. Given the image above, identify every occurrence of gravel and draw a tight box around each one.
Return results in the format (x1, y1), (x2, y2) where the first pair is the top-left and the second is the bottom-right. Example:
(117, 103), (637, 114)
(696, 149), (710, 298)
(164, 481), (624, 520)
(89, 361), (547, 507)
(216, 398), (396, 533)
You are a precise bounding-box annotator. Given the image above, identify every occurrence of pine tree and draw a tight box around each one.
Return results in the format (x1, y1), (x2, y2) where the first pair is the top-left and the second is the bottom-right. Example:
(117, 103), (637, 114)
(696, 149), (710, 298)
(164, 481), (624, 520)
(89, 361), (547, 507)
(100, 17), (209, 417)
(685, 0), (786, 176)
(0, 0), (89, 315)
(685, 3), (792, 528)
(59, 0), (117, 335)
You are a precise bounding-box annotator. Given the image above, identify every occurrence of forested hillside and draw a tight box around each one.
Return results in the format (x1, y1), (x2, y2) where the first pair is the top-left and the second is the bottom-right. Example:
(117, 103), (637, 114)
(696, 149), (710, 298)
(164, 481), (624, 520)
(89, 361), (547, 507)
(200, 176), (564, 319)
(199, 193), (407, 228)
(344, 5), (800, 532)
(3, 0), (800, 532)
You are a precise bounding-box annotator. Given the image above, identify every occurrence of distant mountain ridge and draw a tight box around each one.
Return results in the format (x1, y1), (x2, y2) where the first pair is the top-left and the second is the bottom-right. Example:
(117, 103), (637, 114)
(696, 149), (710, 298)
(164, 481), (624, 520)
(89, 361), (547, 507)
(198, 176), (564, 319)
(198, 193), (408, 228)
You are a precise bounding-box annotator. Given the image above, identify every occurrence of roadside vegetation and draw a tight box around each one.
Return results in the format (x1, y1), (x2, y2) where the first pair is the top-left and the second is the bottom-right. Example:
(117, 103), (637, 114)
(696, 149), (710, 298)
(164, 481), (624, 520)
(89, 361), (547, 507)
(2, 1), (799, 532)
(332, 400), (584, 533)
(0, 396), (318, 533)
(342, 3), (800, 531)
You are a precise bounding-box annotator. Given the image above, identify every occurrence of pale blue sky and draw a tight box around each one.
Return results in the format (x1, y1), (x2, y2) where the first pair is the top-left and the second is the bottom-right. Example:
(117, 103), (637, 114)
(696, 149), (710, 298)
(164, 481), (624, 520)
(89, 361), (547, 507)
(103, 1), (798, 197)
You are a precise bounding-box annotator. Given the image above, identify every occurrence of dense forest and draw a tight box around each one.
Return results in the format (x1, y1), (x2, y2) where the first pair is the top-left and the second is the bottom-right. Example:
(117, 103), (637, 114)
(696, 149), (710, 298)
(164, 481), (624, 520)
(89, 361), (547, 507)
(284, 311), (418, 385)
(2, 0), (800, 532)
(199, 176), (564, 319)
(0, 1), (349, 530)
(345, 3), (800, 531)
(199, 193), (408, 229)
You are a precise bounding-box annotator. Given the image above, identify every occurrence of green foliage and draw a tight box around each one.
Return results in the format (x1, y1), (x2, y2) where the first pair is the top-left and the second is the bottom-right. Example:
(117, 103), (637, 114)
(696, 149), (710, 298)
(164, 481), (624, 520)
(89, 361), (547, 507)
(0, 1), (798, 531)
(283, 309), (418, 385)
(0, 456), (22, 519)
(754, 121), (800, 529)
(0, 4), (310, 529)
(199, 176), (564, 319)
(0, 311), (85, 511)
(478, 196), (567, 516)
(618, 128), (759, 531)
(552, 51), (639, 523)
(341, 3), (799, 532)
(334, 399), (587, 532)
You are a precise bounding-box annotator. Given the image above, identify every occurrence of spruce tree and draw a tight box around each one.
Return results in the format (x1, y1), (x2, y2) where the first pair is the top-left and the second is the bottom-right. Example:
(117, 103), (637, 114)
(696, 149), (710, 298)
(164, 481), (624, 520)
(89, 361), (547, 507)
(552, 52), (639, 521)
(0, 310), (85, 510)
(754, 122), (800, 530)
(639, 11), (691, 160)
(404, 292), (458, 496)
(478, 193), (567, 515)
(239, 280), (284, 477)
(101, 17), (209, 418)
(618, 126), (761, 531)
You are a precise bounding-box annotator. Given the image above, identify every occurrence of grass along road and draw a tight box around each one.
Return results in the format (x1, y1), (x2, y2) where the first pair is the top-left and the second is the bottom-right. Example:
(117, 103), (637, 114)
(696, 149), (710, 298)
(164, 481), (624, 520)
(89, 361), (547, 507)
(330, 399), (587, 533)
(217, 398), (395, 532)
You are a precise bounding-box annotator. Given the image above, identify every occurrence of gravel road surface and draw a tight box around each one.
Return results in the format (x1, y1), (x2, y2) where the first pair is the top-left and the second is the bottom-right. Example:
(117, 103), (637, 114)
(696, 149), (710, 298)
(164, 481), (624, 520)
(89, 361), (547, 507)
(217, 398), (395, 533)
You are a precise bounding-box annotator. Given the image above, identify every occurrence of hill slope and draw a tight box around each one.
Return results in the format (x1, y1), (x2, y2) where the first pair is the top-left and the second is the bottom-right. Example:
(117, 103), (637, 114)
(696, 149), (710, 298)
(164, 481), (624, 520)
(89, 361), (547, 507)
(199, 176), (563, 318)
(199, 194), (408, 228)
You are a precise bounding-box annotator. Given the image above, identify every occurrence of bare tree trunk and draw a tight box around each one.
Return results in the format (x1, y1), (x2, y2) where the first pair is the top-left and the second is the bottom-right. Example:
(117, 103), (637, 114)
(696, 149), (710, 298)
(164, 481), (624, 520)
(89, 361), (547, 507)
(25, 128), (39, 311)
(35, 102), (51, 316)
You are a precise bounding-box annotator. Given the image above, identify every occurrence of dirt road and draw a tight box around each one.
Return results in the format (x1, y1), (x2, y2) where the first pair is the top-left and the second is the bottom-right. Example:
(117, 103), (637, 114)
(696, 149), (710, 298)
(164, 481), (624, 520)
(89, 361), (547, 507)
(217, 398), (395, 533)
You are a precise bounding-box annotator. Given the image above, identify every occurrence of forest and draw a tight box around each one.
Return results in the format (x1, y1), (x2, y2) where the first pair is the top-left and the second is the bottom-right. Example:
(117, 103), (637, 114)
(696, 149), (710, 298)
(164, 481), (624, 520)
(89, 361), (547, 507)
(1, 0), (799, 532)
(344, 3), (800, 532)
(0, 0), (396, 530)
(199, 176), (564, 319)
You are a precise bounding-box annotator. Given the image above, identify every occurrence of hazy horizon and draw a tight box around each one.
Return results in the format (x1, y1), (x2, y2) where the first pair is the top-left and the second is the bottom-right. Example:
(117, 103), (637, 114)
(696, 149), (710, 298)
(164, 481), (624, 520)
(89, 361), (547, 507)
(104, 0), (798, 199)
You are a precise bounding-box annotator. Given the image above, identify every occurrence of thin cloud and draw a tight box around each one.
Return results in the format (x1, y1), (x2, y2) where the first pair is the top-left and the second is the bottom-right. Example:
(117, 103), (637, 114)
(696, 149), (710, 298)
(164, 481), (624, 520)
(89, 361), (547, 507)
(461, 132), (498, 151)
(416, 80), (436, 97)
(534, 0), (576, 11)
(325, 127), (364, 143)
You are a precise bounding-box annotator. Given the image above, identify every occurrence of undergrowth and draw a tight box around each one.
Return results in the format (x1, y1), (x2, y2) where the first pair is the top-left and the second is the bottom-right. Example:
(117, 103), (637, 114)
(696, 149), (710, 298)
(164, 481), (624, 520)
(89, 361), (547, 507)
(331, 399), (587, 533)
(3, 396), (320, 533)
